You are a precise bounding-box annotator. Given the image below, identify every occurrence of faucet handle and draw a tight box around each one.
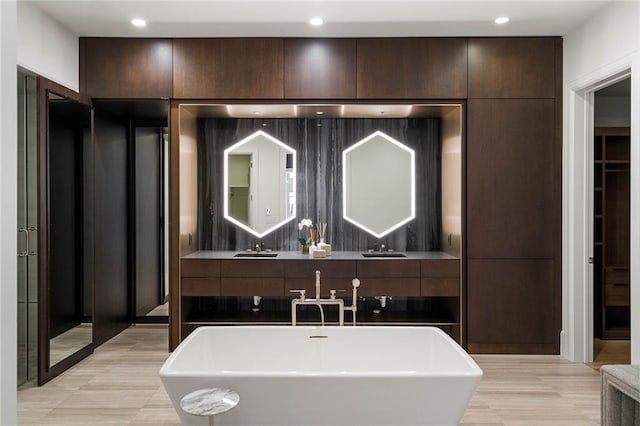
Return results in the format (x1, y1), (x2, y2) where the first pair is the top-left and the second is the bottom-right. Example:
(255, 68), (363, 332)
(289, 289), (306, 300)
(329, 289), (345, 300)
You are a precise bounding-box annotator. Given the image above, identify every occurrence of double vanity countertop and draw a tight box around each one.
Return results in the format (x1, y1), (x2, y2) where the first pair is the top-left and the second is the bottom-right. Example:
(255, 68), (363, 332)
(182, 250), (458, 260)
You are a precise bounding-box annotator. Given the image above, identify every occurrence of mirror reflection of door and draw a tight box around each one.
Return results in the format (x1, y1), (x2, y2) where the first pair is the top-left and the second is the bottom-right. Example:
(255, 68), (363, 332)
(228, 154), (252, 226)
(224, 130), (296, 238)
(134, 127), (168, 319)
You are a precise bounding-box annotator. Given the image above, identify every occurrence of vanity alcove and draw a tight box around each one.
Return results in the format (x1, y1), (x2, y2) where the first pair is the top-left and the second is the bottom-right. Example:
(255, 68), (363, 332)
(176, 103), (464, 344)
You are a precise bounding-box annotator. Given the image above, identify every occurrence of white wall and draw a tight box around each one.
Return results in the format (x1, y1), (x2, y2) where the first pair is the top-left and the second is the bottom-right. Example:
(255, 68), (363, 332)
(595, 94), (631, 127)
(17, 1), (78, 91)
(0, 1), (18, 424)
(563, 0), (640, 363)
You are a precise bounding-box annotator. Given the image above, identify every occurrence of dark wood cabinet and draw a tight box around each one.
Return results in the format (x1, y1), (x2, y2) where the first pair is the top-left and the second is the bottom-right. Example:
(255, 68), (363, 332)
(182, 278), (221, 296)
(173, 38), (284, 99)
(356, 38), (467, 99)
(593, 127), (630, 339)
(467, 259), (560, 354)
(178, 256), (460, 345)
(467, 38), (557, 99)
(284, 39), (356, 99)
(421, 259), (460, 297)
(467, 99), (558, 259)
(284, 260), (356, 296)
(80, 38), (173, 99)
(466, 98), (561, 354)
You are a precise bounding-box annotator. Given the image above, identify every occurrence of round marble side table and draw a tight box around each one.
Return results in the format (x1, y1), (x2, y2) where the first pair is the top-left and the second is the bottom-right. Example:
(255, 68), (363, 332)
(180, 388), (239, 426)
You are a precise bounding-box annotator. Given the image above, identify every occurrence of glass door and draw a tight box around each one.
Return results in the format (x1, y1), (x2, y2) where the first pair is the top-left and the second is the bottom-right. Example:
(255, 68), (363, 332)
(17, 71), (38, 386)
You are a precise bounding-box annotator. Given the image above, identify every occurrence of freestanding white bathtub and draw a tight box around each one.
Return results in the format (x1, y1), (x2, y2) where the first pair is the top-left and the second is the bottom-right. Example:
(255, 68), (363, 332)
(160, 326), (482, 426)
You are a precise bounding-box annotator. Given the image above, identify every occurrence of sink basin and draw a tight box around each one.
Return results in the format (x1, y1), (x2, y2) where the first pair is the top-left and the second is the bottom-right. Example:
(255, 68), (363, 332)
(362, 252), (406, 258)
(234, 252), (278, 257)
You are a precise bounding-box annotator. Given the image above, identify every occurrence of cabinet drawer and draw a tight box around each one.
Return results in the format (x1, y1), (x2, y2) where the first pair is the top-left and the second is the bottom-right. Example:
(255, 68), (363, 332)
(356, 260), (420, 278)
(181, 259), (221, 278)
(221, 260), (284, 277)
(221, 278), (284, 296)
(605, 269), (629, 285)
(182, 277), (221, 296)
(421, 259), (460, 277)
(605, 283), (630, 306)
(421, 277), (460, 297)
(284, 260), (356, 278)
(357, 278), (420, 297)
(285, 278), (354, 297)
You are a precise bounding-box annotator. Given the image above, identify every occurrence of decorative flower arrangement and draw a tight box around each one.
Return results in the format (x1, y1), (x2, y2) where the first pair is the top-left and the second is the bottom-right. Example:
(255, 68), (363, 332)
(298, 218), (314, 248)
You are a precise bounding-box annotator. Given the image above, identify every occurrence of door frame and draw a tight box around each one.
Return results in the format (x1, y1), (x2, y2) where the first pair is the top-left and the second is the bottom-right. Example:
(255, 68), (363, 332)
(563, 56), (638, 362)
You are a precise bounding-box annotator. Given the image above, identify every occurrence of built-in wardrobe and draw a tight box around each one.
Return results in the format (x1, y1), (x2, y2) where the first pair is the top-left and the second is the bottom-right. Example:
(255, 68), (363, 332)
(79, 36), (563, 354)
(593, 127), (631, 339)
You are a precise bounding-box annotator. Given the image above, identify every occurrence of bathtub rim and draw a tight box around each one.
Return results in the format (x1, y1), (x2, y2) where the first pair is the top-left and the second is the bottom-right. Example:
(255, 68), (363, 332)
(159, 325), (482, 379)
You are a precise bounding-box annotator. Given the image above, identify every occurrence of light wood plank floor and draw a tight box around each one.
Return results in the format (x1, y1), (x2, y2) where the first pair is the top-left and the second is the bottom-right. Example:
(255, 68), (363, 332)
(18, 325), (602, 425)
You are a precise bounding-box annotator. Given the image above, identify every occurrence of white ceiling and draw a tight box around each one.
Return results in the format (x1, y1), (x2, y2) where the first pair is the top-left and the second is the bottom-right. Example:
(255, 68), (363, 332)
(29, 0), (611, 38)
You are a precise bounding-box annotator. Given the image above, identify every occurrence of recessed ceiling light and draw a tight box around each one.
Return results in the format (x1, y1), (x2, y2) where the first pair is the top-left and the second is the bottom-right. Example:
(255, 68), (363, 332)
(254, 111), (262, 115)
(131, 18), (147, 27)
(309, 17), (324, 26)
(494, 16), (509, 24)
(316, 111), (324, 115)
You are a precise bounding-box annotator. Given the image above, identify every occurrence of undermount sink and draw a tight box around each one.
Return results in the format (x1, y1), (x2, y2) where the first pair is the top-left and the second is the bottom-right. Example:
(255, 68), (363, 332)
(362, 252), (406, 258)
(234, 252), (278, 257)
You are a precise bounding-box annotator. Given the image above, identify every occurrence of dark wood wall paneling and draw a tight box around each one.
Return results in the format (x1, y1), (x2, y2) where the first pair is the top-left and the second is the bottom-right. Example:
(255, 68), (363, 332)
(284, 39), (356, 99)
(465, 37), (562, 354)
(173, 38), (284, 99)
(93, 107), (130, 345)
(79, 36), (562, 354)
(467, 38), (556, 98)
(80, 38), (173, 99)
(356, 38), (468, 99)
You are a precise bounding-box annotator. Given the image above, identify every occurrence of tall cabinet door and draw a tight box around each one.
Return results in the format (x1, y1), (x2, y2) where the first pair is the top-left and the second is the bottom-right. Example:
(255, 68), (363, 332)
(466, 99), (561, 354)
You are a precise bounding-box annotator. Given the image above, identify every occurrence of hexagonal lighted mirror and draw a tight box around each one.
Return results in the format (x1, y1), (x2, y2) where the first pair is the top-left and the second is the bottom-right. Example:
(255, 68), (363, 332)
(342, 131), (416, 238)
(224, 130), (296, 237)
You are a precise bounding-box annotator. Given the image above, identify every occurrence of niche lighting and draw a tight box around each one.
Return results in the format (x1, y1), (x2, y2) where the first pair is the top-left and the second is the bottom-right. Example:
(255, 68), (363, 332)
(309, 17), (324, 26)
(494, 16), (509, 24)
(131, 18), (147, 27)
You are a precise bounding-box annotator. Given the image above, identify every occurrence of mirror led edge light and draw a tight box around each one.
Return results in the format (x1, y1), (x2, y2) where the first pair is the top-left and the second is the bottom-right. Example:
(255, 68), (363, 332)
(223, 130), (296, 238)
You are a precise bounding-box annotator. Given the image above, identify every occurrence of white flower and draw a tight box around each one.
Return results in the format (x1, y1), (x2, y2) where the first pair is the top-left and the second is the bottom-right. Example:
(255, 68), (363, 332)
(298, 218), (313, 230)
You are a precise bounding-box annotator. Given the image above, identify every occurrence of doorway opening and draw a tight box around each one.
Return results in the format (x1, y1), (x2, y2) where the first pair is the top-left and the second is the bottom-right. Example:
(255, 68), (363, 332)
(590, 77), (631, 369)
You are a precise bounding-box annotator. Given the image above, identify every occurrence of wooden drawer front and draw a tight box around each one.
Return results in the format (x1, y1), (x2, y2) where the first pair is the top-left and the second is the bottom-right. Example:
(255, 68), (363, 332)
(606, 284), (630, 306)
(285, 278), (354, 297)
(181, 259), (221, 278)
(421, 278), (460, 297)
(421, 259), (460, 277)
(356, 260), (420, 278)
(284, 261), (356, 278)
(182, 277), (221, 296)
(221, 260), (284, 278)
(357, 278), (420, 297)
(221, 278), (284, 296)
(605, 270), (629, 285)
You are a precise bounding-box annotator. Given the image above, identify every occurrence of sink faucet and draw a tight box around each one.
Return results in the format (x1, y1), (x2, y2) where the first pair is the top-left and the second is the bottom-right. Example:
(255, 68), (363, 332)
(290, 271), (360, 326)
